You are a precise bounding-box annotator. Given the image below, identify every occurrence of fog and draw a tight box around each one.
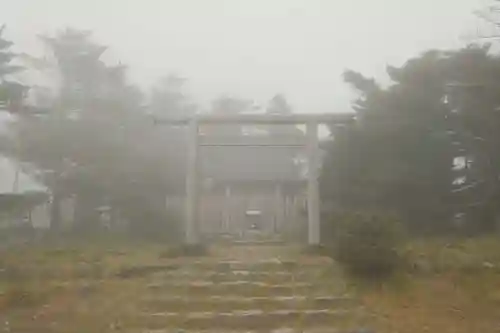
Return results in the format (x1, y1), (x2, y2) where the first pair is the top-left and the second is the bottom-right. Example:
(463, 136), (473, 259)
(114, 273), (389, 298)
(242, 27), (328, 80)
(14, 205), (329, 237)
(0, 0), (482, 112)
(2, 2), (500, 331)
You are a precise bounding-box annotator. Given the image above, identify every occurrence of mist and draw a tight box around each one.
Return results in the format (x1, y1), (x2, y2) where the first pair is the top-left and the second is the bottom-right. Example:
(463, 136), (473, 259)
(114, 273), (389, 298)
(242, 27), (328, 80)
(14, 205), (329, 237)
(2, 1), (500, 332)
(0, 0), (481, 112)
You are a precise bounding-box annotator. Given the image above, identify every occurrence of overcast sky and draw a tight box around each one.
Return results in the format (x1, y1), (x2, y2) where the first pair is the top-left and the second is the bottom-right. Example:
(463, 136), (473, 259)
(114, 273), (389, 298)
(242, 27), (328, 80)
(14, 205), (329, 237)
(0, 0), (489, 113)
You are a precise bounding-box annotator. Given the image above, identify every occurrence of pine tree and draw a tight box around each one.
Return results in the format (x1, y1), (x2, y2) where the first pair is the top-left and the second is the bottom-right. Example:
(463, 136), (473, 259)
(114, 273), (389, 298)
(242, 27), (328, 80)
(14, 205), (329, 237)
(0, 25), (24, 110)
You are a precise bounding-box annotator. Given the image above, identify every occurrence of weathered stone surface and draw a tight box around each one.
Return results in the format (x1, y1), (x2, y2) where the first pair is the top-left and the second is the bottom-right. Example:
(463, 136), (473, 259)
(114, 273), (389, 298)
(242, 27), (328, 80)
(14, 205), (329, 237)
(111, 246), (368, 332)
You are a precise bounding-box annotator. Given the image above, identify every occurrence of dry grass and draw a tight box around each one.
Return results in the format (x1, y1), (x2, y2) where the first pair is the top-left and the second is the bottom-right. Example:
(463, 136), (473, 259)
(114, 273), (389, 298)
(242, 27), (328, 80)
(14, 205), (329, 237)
(0, 242), (172, 332)
(404, 235), (500, 271)
(1, 239), (499, 332)
(358, 236), (500, 333)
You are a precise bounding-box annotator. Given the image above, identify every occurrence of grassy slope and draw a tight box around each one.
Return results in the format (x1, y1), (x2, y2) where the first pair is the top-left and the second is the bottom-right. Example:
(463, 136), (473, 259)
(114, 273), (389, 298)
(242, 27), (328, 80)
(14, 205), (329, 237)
(358, 236), (500, 333)
(0, 242), (169, 332)
(0, 238), (499, 332)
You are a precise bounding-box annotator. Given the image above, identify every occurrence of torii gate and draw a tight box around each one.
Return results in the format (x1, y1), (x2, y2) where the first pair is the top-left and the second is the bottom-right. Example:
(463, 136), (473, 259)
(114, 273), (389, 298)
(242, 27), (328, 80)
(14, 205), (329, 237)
(158, 113), (354, 245)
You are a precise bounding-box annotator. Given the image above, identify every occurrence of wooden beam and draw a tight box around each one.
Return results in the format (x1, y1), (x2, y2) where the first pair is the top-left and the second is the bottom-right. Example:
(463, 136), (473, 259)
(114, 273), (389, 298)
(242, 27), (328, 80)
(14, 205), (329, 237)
(154, 113), (355, 125)
(199, 134), (308, 147)
(199, 143), (306, 147)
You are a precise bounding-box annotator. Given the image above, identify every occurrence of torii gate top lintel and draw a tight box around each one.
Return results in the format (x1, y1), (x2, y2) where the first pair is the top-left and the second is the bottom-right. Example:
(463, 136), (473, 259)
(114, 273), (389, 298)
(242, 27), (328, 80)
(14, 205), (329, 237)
(155, 113), (355, 125)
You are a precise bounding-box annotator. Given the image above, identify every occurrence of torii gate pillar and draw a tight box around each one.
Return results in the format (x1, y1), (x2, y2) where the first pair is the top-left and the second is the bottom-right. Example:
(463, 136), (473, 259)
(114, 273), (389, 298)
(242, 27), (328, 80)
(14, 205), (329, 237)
(306, 120), (320, 245)
(185, 119), (200, 245)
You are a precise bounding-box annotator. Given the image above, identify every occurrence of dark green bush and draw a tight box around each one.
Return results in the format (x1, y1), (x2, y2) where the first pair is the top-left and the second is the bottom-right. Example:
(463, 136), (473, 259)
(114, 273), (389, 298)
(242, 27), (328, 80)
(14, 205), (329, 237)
(333, 212), (405, 278)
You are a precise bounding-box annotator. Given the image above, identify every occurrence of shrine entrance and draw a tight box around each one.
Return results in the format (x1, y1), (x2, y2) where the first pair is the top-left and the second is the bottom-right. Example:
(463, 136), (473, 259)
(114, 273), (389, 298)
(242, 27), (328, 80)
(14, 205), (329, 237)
(159, 113), (354, 245)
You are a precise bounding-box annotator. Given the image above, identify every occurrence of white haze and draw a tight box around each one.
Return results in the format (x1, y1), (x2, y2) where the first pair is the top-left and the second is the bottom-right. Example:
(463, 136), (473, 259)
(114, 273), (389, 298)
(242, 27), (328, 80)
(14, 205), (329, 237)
(0, 0), (486, 113)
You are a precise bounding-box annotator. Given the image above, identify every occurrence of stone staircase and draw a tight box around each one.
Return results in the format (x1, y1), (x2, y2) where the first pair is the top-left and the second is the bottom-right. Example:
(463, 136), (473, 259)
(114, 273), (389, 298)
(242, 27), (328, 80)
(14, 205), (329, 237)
(118, 246), (372, 333)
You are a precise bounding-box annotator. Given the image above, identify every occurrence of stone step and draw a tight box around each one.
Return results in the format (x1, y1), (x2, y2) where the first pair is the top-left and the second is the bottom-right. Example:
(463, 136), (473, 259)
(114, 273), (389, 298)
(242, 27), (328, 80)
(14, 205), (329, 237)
(141, 295), (357, 312)
(159, 260), (332, 272)
(120, 329), (357, 333)
(125, 309), (363, 330)
(156, 270), (315, 277)
(5, 326), (361, 333)
(153, 270), (333, 283)
(230, 239), (287, 245)
(145, 281), (344, 297)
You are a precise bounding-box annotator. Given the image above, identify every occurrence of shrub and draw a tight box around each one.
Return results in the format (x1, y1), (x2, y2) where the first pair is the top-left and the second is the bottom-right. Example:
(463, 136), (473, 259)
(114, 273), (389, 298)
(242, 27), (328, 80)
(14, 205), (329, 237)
(333, 212), (405, 278)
